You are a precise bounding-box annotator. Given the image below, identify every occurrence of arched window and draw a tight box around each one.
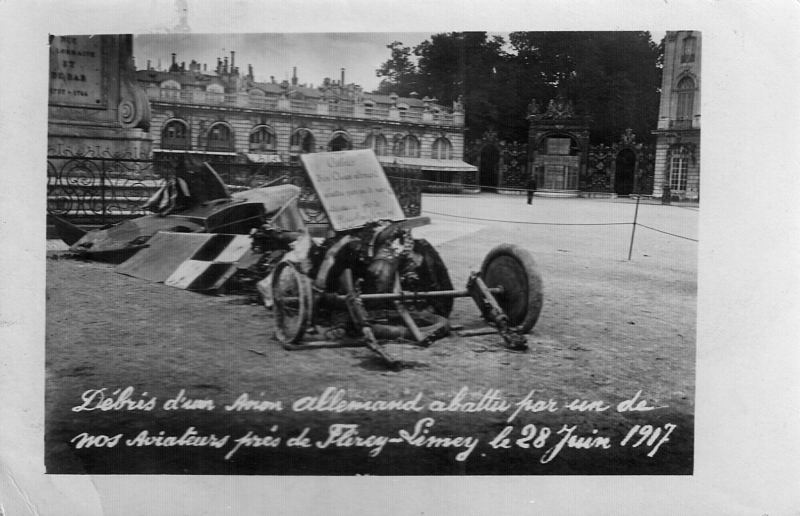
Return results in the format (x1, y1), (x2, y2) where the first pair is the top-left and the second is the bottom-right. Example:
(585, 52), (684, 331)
(327, 131), (352, 152)
(676, 76), (695, 121)
(364, 133), (388, 156)
(162, 120), (190, 150)
(431, 137), (453, 160)
(207, 123), (234, 152)
(290, 129), (315, 154)
(395, 135), (420, 157)
(249, 125), (276, 152)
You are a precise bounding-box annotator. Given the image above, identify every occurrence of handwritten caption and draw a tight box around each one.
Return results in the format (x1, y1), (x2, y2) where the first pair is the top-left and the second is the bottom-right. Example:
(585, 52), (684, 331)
(68, 387), (674, 463)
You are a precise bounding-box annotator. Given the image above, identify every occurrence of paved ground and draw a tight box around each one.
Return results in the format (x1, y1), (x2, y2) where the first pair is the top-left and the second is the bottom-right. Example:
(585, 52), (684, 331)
(45, 193), (697, 475)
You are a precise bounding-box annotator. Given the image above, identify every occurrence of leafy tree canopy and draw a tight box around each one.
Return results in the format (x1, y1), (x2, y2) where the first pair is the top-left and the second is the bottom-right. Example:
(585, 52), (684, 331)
(375, 31), (663, 145)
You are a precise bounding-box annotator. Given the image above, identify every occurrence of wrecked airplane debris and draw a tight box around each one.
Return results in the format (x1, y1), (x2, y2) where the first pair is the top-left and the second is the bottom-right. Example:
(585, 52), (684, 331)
(263, 150), (544, 368)
(50, 156), (301, 262)
(51, 150), (544, 367)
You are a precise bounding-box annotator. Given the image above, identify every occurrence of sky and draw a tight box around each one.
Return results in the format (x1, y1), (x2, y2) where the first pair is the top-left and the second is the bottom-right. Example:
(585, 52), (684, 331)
(134, 33), (436, 91)
(134, 31), (666, 93)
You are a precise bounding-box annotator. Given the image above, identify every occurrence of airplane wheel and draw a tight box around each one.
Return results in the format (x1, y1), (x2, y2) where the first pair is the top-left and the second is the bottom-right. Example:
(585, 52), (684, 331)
(410, 238), (454, 317)
(272, 261), (313, 345)
(480, 244), (543, 333)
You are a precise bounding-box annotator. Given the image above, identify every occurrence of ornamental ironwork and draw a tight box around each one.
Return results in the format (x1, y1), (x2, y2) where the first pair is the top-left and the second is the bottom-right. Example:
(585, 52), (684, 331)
(498, 141), (528, 190)
(584, 131), (655, 195)
(47, 156), (423, 227)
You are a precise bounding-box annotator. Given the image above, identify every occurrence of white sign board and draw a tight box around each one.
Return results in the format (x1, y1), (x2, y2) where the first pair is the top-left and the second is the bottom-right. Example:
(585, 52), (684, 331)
(300, 150), (405, 231)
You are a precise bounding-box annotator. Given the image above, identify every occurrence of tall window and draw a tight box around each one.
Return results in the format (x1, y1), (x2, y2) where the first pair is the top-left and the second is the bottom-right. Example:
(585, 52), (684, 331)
(365, 133), (388, 156)
(162, 120), (189, 150)
(207, 123), (233, 152)
(328, 132), (352, 152)
(669, 155), (688, 191)
(431, 137), (453, 160)
(681, 35), (696, 63)
(676, 76), (695, 120)
(395, 135), (420, 157)
(290, 129), (315, 154)
(249, 125), (276, 152)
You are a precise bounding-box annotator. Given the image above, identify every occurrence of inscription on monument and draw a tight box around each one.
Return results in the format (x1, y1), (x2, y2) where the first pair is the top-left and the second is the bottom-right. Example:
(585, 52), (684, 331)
(301, 150), (405, 231)
(49, 35), (106, 109)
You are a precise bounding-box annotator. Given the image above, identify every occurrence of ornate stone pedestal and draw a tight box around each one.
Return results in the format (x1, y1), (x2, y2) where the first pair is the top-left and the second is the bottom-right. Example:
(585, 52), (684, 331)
(48, 34), (151, 158)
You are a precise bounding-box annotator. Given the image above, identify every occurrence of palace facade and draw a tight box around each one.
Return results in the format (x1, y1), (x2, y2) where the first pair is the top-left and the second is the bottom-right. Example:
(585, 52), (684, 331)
(136, 52), (476, 185)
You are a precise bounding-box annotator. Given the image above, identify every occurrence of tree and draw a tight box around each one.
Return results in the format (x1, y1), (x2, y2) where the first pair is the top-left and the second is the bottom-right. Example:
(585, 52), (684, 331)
(508, 31), (662, 144)
(413, 32), (509, 140)
(375, 41), (418, 96)
(373, 32), (663, 145)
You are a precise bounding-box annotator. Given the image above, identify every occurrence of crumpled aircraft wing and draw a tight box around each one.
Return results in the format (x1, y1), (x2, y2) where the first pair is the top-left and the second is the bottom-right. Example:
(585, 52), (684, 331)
(115, 231), (254, 292)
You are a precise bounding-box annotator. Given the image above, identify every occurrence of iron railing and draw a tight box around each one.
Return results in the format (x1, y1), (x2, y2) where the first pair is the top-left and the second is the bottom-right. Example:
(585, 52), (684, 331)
(47, 155), (423, 227)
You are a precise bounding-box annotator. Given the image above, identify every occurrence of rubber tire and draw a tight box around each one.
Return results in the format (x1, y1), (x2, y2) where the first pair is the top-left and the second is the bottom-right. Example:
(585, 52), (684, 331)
(411, 238), (454, 317)
(480, 244), (543, 333)
(271, 261), (313, 345)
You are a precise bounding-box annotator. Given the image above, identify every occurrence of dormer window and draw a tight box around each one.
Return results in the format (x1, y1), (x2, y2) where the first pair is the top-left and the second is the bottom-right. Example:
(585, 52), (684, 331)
(160, 80), (181, 90)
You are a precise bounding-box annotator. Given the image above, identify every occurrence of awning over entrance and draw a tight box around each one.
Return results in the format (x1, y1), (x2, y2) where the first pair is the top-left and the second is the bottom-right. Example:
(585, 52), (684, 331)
(377, 156), (477, 172)
(244, 153), (282, 163)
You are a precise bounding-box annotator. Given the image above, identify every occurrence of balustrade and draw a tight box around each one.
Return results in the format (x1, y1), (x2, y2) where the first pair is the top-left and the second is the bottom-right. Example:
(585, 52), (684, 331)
(146, 88), (462, 125)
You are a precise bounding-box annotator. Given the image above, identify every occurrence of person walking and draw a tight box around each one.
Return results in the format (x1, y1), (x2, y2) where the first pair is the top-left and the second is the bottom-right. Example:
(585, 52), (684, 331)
(526, 174), (537, 204)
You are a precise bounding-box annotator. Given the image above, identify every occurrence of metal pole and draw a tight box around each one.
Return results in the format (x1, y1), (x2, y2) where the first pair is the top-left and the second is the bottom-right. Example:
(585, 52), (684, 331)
(101, 159), (107, 225)
(627, 194), (641, 261)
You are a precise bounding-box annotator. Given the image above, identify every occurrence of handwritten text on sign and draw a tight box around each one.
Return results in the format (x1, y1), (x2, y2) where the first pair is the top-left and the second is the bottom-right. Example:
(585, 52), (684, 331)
(68, 386), (676, 464)
(301, 150), (405, 231)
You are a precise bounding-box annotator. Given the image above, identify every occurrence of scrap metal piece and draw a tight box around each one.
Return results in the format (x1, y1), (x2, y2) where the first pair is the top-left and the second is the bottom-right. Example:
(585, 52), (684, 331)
(467, 272), (528, 350)
(341, 268), (400, 369)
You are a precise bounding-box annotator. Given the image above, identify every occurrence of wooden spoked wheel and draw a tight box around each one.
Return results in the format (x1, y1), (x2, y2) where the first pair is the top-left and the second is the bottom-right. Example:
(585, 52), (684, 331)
(271, 261), (313, 345)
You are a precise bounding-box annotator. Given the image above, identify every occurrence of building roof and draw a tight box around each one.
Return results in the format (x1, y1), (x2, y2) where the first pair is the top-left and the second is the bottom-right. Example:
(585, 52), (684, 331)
(136, 68), (449, 112)
(137, 69), (219, 88)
